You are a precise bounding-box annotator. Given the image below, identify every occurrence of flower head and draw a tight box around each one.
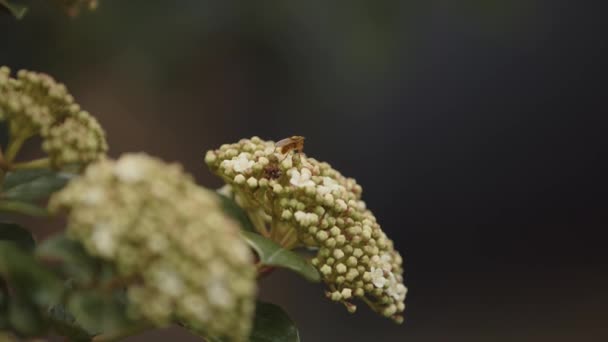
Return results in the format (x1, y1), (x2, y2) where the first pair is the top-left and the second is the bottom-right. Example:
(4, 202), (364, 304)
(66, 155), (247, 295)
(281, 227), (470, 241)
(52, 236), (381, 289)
(205, 137), (407, 323)
(0, 66), (108, 168)
(51, 153), (256, 341)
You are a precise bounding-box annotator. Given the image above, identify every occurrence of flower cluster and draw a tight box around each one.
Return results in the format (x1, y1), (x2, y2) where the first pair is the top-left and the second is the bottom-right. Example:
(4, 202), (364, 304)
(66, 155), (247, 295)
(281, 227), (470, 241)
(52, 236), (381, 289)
(0, 66), (107, 168)
(50, 154), (256, 341)
(205, 137), (407, 323)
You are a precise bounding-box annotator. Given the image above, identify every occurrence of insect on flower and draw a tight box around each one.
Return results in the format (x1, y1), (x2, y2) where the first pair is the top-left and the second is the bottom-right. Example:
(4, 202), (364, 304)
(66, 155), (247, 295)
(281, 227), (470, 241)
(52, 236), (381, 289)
(264, 164), (282, 179)
(275, 136), (305, 154)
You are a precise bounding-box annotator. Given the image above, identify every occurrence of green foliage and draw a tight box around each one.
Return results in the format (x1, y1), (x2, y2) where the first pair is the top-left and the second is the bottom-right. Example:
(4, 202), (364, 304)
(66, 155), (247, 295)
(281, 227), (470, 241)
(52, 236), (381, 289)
(0, 232), (138, 340)
(0, 242), (62, 337)
(36, 235), (134, 337)
(0, 223), (35, 251)
(241, 231), (320, 283)
(6, 294), (47, 336)
(47, 304), (92, 342)
(218, 193), (256, 232)
(249, 302), (300, 342)
(36, 235), (100, 285)
(2, 169), (73, 202)
(0, 243), (63, 308)
(67, 290), (132, 335)
(0, 200), (48, 217)
(0, 169), (74, 217)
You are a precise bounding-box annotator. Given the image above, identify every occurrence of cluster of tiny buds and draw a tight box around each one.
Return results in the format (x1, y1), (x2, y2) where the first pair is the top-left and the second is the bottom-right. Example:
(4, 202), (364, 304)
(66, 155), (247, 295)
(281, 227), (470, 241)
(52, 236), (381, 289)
(0, 66), (108, 168)
(206, 137), (407, 323)
(51, 154), (256, 341)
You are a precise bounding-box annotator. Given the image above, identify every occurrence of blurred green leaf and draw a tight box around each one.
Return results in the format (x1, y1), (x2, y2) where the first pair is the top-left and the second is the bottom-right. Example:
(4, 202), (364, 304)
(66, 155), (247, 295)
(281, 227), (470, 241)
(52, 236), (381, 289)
(2, 169), (51, 190)
(0, 222), (35, 251)
(249, 301), (300, 342)
(36, 234), (98, 285)
(0, 0), (27, 20)
(47, 304), (92, 341)
(0, 200), (49, 217)
(0, 243), (63, 308)
(67, 290), (132, 335)
(7, 295), (46, 336)
(217, 193), (255, 232)
(2, 169), (73, 202)
(241, 231), (320, 282)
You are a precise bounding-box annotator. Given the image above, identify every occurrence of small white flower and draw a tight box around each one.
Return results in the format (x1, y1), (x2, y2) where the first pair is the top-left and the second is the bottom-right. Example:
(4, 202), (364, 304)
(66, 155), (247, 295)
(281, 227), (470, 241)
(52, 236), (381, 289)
(81, 187), (105, 205)
(370, 267), (388, 288)
(290, 168), (315, 187)
(91, 224), (115, 257)
(317, 177), (344, 195)
(379, 253), (393, 272)
(232, 153), (254, 173)
(387, 274), (407, 301)
(155, 268), (184, 297)
(317, 186), (330, 195)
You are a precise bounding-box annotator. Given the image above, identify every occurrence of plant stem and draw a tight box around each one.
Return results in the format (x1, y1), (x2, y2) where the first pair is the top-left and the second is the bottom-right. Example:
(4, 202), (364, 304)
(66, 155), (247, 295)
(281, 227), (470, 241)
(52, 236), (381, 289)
(278, 225), (296, 248)
(91, 322), (153, 342)
(12, 157), (51, 170)
(248, 212), (270, 237)
(4, 134), (27, 164)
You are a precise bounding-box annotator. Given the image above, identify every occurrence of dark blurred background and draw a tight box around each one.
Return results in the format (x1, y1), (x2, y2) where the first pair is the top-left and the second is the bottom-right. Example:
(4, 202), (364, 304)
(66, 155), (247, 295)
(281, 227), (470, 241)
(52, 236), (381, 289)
(2, 0), (608, 341)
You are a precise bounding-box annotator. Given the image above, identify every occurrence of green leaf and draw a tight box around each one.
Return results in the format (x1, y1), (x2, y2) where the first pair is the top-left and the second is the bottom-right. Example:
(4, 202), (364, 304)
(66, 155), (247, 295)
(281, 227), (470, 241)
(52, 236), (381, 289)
(2, 169), (73, 202)
(0, 222), (35, 251)
(7, 294), (47, 336)
(67, 290), (133, 335)
(47, 304), (93, 341)
(241, 231), (320, 282)
(249, 301), (300, 342)
(36, 234), (99, 285)
(217, 193), (255, 232)
(0, 200), (49, 217)
(0, 242), (63, 308)
(0, 0), (28, 19)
